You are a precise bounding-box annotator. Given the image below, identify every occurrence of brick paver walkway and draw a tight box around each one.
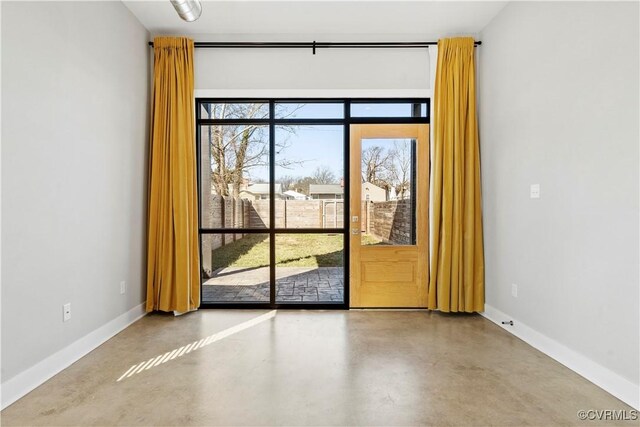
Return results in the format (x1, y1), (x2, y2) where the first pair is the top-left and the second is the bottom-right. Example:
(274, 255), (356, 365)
(202, 267), (344, 303)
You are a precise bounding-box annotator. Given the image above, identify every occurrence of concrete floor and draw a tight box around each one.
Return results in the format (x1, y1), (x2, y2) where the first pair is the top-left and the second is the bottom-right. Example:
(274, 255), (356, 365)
(1, 310), (634, 426)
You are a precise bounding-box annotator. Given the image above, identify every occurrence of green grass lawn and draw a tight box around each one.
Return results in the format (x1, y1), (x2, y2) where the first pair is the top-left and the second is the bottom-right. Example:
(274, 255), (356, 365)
(210, 233), (381, 268)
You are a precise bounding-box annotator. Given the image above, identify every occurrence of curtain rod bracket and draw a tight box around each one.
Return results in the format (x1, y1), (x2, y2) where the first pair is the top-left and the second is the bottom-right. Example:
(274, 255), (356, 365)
(312, 40), (316, 55)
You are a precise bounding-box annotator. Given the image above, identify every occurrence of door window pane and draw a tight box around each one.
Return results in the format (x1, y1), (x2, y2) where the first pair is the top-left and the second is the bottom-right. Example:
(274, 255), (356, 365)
(360, 138), (416, 246)
(274, 125), (344, 228)
(275, 234), (344, 303)
(200, 125), (269, 228)
(201, 233), (270, 303)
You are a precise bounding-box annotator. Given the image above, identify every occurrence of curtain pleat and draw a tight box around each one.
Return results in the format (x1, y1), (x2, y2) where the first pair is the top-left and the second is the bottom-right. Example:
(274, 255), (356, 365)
(146, 37), (200, 313)
(428, 37), (485, 313)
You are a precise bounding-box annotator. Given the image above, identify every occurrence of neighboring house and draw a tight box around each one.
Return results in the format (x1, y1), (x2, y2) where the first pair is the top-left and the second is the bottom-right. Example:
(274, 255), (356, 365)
(362, 181), (386, 202)
(283, 190), (308, 200)
(388, 187), (411, 201)
(237, 183), (284, 200)
(309, 184), (344, 199)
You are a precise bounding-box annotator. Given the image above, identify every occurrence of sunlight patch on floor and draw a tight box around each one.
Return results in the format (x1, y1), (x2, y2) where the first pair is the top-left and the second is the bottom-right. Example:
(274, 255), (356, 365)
(116, 310), (277, 382)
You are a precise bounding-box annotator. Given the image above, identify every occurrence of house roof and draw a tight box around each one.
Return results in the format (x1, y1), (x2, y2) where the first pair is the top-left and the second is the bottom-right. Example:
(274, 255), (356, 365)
(284, 190), (307, 198)
(242, 183), (282, 194)
(309, 184), (344, 194)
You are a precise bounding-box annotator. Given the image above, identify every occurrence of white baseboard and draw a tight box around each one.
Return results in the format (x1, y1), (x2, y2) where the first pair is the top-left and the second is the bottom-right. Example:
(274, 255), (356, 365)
(481, 304), (640, 410)
(1, 302), (147, 410)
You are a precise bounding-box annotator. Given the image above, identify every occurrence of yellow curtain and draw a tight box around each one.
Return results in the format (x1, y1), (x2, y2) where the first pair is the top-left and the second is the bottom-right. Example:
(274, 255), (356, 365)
(428, 37), (484, 313)
(146, 37), (200, 313)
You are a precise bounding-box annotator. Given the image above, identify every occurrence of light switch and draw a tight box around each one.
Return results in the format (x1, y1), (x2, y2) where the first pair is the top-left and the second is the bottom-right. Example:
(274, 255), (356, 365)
(530, 184), (540, 199)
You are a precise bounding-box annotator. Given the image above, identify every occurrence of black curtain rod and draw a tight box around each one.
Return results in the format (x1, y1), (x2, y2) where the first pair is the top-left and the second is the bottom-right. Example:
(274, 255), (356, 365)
(147, 40), (481, 54)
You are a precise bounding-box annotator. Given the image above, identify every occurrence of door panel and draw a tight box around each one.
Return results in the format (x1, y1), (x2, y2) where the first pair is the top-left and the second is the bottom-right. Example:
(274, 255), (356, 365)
(349, 124), (429, 308)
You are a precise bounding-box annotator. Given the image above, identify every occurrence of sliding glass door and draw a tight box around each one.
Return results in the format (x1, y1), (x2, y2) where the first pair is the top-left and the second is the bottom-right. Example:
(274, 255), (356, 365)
(196, 99), (429, 308)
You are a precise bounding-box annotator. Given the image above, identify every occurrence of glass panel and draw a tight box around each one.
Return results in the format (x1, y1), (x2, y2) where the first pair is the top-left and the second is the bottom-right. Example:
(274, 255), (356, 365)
(275, 103), (344, 119)
(201, 233), (270, 303)
(351, 103), (427, 118)
(274, 125), (344, 228)
(200, 103), (269, 120)
(275, 234), (344, 303)
(199, 125), (270, 228)
(360, 138), (416, 246)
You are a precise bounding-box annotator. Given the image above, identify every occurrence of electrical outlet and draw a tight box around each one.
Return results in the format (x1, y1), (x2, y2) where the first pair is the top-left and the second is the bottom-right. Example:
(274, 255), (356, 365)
(63, 303), (71, 322)
(120, 281), (126, 295)
(511, 284), (518, 298)
(530, 184), (540, 199)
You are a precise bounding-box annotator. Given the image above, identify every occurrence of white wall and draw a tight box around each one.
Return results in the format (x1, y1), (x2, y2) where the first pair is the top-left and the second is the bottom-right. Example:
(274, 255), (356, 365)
(1, 1), (149, 405)
(191, 34), (431, 94)
(479, 1), (639, 406)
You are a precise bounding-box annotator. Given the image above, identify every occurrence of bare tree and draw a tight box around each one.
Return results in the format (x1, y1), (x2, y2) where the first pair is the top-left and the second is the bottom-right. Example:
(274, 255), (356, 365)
(278, 174), (296, 191)
(312, 166), (337, 184)
(205, 103), (304, 197)
(387, 141), (412, 199)
(292, 176), (316, 195)
(362, 145), (392, 190)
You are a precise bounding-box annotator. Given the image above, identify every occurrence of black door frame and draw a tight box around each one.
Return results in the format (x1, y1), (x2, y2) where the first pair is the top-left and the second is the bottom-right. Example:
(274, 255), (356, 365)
(196, 98), (430, 309)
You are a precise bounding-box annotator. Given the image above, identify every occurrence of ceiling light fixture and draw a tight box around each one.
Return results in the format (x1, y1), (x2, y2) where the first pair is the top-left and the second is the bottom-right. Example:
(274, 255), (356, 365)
(170, 0), (202, 22)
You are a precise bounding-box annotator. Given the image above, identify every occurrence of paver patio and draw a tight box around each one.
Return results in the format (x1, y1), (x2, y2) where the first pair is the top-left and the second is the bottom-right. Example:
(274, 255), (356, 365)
(202, 266), (344, 303)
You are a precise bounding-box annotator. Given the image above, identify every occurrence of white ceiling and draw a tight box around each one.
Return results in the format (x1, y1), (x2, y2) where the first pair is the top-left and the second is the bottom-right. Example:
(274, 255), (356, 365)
(123, 1), (508, 39)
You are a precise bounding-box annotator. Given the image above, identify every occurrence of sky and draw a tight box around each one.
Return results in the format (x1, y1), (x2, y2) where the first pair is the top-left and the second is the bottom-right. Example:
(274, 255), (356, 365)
(274, 125), (344, 182)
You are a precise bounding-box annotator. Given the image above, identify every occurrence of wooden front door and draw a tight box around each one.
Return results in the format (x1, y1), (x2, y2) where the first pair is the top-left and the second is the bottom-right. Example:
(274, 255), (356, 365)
(349, 124), (429, 308)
